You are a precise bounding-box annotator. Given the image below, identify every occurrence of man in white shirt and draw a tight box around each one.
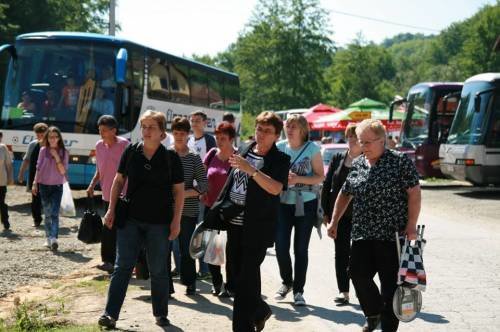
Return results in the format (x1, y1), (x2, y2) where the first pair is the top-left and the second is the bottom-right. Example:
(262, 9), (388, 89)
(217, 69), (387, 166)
(188, 111), (216, 160)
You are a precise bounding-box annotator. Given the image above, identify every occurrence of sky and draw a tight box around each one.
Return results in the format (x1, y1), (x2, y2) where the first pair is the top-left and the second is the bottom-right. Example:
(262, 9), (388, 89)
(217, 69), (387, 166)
(116, 0), (497, 58)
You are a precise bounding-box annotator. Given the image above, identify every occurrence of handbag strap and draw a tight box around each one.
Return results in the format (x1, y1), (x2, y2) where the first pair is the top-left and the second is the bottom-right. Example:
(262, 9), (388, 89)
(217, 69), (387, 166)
(289, 141), (311, 170)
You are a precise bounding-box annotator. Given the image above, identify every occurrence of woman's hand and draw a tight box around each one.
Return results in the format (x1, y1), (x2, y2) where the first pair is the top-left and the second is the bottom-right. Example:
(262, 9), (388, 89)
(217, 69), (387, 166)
(229, 154), (254, 174)
(104, 209), (115, 230)
(327, 220), (338, 239)
(49, 148), (60, 162)
(288, 171), (299, 185)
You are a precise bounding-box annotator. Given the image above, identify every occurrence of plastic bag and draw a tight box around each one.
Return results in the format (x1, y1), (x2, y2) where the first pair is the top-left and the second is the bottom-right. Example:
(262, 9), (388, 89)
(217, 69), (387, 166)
(60, 182), (76, 217)
(203, 231), (226, 266)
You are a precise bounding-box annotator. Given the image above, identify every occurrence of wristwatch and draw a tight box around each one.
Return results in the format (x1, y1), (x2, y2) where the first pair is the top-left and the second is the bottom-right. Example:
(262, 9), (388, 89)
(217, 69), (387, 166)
(250, 170), (259, 178)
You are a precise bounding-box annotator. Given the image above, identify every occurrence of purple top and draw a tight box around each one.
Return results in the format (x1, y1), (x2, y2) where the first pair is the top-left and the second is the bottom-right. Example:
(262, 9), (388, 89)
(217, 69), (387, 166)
(96, 137), (129, 201)
(36, 147), (69, 185)
(202, 147), (233, 208)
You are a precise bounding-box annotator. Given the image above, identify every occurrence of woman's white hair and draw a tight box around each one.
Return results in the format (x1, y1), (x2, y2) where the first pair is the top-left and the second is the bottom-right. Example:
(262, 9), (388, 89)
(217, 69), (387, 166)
(355, 119), (386, 139)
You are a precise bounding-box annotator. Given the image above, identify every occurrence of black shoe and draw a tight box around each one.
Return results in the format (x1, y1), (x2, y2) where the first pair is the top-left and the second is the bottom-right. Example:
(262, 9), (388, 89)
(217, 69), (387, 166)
(155, 316), (170, 327)
(186, 284), (196, 295)
(97, 262), (114, 273)
(211, 283), (221, 296)
(334, 296), (349, 306)
(98, 315), (116, 328)
(219, 289), (234, 298)
(34, 220), (42, 227)
(2, 221), (10, 231)
(171, 268), (179, 278)
(255, 309), (272, 332)
(197, 272), (211, 280)
(362, 315), (381, 332)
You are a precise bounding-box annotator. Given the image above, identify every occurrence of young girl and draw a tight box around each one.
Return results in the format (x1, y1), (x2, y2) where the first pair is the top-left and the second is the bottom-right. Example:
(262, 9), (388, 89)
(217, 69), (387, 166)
(32, 126), (68, 250)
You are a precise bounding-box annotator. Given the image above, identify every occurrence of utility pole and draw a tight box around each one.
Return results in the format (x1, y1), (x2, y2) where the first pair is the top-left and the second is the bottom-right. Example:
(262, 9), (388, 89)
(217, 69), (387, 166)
(109, 0), (116, 36)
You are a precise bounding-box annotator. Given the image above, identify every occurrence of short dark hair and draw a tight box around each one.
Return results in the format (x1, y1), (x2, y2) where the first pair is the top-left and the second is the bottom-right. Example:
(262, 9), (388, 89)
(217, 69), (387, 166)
(33, 122), (48, 133)
(255, 111), (283, 135)
(171, 116), (191, 133)
(190, 110), (207, 121)
(97, 115), (118, 129)
(215, 121), (236, 139)
(222, 112), (235, 123)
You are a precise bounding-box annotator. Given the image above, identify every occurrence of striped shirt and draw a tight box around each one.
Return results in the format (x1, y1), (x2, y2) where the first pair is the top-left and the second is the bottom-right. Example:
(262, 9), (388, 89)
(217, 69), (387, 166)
(177, 151), (208, 217)
(228, 150), (264, 226)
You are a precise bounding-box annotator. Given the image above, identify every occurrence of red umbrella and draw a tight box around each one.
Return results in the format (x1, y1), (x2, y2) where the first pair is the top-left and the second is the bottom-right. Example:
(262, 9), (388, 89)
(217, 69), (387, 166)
(302, 103), (342, 124)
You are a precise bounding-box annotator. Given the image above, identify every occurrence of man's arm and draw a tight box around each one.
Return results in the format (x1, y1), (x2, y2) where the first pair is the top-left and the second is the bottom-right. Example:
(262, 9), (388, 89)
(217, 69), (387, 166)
(405, 185), (421, 240)
(86, 170), (100, 197)
(17, 159), (29, 183)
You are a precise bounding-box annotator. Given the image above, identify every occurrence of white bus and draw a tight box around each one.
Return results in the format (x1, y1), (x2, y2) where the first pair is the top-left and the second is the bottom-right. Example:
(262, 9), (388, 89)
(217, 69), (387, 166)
(439, 73), (500, 186)
(0, 32), (241, 188)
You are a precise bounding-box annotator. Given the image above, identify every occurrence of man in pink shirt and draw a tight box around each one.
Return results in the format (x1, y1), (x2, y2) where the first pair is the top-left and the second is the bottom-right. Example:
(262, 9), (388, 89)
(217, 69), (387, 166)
(87, 115), (129, 273)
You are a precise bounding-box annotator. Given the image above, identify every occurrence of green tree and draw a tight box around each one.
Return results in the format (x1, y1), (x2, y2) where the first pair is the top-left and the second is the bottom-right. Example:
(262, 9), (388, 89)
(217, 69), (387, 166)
(326, 39), (396, 107)
(233, 0), (333, 114)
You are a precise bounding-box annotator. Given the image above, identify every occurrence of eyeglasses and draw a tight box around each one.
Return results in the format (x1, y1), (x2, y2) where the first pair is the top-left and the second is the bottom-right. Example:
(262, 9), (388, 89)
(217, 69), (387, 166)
(141, 125), (159, 131)
(358, 137), (382, 146)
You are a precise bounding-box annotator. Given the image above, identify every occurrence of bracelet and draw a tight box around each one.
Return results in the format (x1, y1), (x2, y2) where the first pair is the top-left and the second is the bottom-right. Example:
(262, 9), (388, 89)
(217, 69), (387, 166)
(250, 170), (259, 178)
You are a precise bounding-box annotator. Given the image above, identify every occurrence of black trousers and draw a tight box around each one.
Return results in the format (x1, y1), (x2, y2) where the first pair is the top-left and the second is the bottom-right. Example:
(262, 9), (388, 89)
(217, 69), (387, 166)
(229, 224), (270, 332)
(349, 240), (400, 332)
(0, 186), (9, 227)
(101, 201), (117, 265)
(334, 217), (352, 293)
(178, 215), (197, 286)
(31, 192), (42, 225)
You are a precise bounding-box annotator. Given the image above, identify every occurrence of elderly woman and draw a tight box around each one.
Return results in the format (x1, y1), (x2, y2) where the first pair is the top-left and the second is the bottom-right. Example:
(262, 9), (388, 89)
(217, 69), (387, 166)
(209, 111), (289, 331)
(201, 121), (237, 297)
(274, 114), (324, 306)
(98, 110), (184, 329)
(171, 116), (208, 295)
(327, 119), (421, 332)
(321, 123), (362, 305)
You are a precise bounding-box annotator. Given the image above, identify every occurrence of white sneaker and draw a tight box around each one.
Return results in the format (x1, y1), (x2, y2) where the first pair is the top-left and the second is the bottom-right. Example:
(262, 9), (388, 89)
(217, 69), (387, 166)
(51, 238), (58, 251)
(294, 292), (306, 306)
(274, 284), (292, 300)
(44, 238), (51, 248)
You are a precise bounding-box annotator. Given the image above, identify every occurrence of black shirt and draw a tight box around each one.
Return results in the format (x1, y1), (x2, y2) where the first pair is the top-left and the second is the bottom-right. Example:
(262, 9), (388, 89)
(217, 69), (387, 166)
(342, 149), (419, 241)
(118, 143), (184, 224)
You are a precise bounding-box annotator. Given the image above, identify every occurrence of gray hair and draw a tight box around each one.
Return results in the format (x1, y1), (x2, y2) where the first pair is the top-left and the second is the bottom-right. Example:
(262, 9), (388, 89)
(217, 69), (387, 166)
(355, 119), (386, 139)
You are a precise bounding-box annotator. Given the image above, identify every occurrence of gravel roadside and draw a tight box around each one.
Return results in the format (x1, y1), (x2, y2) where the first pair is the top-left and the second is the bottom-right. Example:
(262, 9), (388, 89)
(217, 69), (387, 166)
(0, 185), (101, 298)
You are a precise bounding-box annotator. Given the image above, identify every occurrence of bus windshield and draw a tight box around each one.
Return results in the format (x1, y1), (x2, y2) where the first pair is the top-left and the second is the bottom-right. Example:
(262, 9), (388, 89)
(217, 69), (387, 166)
(401, 89), (431, 149)
(447, 82), (494, 145)
(1, 40), (118, 134)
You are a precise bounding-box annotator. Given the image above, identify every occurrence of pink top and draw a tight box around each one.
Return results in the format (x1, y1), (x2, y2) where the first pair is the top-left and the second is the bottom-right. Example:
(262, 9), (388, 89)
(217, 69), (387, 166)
(202, 148), (233, 208)
(36, 147), (69, 185)
(96, 136), (129, 202)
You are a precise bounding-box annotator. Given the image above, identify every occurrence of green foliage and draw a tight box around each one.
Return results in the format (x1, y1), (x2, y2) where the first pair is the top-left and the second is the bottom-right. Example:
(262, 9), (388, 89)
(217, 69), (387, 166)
(232, 0), (333, 114)
(326, 40), (396, 107)
(240, 111), (257, 140)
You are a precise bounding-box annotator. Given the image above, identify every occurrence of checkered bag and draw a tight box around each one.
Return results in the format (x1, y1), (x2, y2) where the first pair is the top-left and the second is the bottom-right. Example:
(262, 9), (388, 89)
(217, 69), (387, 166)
(397, 225), (427, 292)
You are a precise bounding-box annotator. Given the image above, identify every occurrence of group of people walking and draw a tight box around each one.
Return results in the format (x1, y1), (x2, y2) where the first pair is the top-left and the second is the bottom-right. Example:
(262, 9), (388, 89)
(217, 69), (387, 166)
(8, 107), (420, 332)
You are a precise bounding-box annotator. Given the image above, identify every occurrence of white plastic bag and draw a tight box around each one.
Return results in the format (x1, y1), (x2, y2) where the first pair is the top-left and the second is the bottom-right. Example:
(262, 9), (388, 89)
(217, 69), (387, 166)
(203, 231), (227, 265)
(60, 182), (76, 217)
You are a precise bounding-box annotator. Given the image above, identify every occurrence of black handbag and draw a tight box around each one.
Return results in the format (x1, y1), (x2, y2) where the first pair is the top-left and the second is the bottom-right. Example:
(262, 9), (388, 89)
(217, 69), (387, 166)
(77, 197), (103, 244)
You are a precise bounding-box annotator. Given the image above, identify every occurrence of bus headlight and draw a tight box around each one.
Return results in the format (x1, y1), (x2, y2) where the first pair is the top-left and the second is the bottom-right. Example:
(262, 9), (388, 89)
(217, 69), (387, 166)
(456, 159), (475, 166)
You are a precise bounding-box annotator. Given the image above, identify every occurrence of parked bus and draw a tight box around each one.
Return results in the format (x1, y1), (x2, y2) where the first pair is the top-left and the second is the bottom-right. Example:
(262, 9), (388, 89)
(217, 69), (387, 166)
(439, 73), (500, 186)
(0, 32), (241, 188)
(390, 82), (462, 177)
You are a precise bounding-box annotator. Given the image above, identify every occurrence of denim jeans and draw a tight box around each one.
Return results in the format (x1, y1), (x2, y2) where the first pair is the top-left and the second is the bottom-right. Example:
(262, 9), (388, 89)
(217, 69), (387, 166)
(104, 219), (170, 320)
(275, 199), (317, 294)
(39, 184), (63, 239)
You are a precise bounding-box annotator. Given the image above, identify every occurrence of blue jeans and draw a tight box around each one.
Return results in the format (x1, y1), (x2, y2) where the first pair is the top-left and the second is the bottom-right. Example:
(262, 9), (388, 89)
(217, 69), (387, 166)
(39, 184), (63, 239)
(275, 199), (317, 294)
(104, 219), (170, 319)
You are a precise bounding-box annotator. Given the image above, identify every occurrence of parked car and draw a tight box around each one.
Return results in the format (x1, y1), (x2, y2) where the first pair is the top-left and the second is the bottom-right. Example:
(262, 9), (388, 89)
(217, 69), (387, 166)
(320, 143), (348, 174)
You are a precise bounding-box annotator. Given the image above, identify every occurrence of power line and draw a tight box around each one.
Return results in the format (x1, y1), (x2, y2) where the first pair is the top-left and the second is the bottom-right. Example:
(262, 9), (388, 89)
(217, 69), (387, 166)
(329, 9), (441, 33)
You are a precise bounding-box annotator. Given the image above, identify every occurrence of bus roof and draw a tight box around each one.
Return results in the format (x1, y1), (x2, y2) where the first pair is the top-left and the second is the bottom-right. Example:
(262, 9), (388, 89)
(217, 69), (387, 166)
(17, 31), (239, 79)
(464, 73), (500, 84)
(410, 82), (463, 90)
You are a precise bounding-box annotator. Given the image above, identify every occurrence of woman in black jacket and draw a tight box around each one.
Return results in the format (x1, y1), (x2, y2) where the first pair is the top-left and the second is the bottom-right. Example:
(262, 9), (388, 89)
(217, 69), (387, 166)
(321, 123), (361, 305)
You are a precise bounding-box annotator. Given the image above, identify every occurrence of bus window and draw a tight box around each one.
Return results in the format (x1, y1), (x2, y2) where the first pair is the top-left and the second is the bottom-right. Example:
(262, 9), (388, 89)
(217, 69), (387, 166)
(224, 77), (240, 111)
(190, 67), (208, 107)
(169, 61), (190, 104)
(121, 48), (144, 133)
(209, 75), (223, 109)
(147, 56), (170, 100)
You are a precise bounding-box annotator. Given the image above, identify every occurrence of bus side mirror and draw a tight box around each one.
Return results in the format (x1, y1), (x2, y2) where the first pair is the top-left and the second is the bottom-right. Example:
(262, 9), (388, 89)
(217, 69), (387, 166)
(115, 48), (128, 84)
(474, 94), (481, 113)
(0, 44), (17, 61)
(389, 98), (406, 122)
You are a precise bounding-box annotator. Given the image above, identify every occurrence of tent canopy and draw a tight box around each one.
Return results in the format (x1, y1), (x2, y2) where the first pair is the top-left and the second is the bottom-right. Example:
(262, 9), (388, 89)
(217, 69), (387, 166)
(302, 103), (342, 124)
